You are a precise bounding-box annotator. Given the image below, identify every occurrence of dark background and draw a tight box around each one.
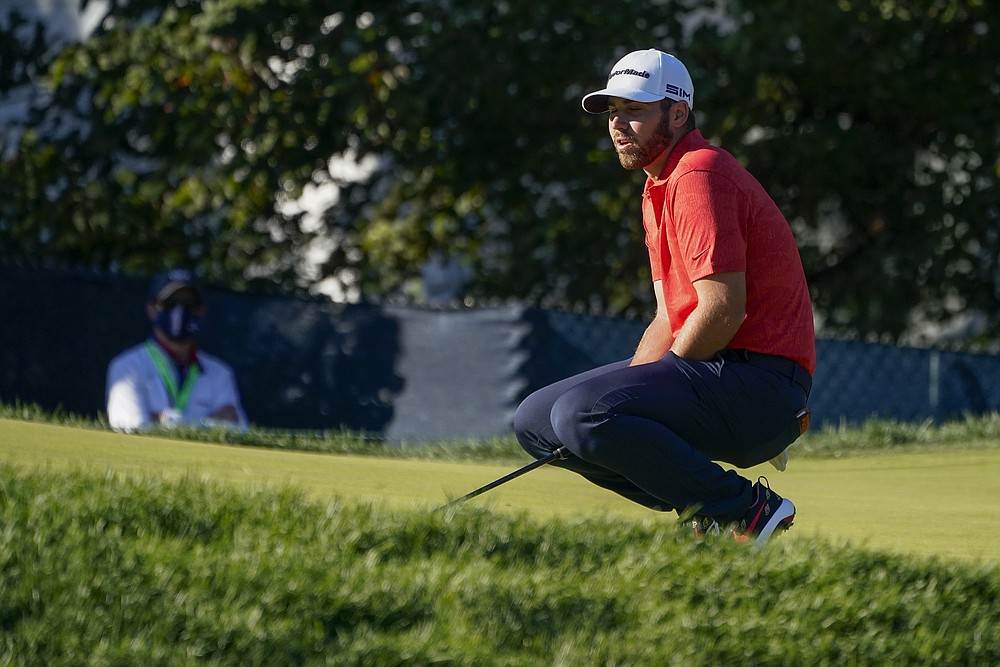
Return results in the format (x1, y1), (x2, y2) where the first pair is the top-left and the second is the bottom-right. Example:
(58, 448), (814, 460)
(3, 1), (998, 346)
(3, 266), (999, 442)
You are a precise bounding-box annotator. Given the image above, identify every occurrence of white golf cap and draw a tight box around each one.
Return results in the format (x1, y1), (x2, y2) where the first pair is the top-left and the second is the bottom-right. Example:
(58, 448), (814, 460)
(582, 49), (694, 114)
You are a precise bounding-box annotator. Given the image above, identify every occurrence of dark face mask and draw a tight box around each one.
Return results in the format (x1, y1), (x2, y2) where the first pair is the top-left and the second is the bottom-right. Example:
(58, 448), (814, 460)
(154, 304), (202, 340)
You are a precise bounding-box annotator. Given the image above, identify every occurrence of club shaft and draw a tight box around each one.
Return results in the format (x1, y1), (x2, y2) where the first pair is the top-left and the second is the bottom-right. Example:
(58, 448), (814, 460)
(443, 447), (567, 508)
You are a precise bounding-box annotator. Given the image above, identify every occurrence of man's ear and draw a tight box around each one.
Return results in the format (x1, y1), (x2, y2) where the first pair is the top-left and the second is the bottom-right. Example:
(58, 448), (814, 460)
(145, 302), (158, 322)
(673, 102), (690, 125)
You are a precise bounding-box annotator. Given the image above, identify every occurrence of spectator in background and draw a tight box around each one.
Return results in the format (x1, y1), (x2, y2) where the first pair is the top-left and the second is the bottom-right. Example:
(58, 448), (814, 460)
(105, 268), (248, 431)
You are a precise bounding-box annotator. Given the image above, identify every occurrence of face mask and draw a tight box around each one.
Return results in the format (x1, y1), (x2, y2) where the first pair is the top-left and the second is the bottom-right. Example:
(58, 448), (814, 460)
(154, 305), (202, 340)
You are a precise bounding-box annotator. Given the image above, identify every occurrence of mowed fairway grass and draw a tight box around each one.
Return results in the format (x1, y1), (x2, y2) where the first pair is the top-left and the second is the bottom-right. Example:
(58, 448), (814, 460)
(2, 417), (998, 565)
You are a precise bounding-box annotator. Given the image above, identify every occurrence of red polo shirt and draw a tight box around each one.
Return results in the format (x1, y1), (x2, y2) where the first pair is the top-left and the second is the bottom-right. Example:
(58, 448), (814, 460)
(642, 129), (816, 374)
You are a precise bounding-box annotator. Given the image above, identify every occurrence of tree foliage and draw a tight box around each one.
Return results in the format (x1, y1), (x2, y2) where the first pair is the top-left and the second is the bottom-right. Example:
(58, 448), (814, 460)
(701, 0), (1000, 340)
(1, 0), (997, 339)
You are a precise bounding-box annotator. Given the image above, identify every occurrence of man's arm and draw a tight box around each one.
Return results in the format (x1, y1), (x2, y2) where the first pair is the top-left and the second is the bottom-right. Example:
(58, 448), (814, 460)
(207, 404), (241, 423)
(204, 363), (249, 430)
(670, 272), (746, 360)
(631, 273), (746, 366)
(106, 359), (153, 431)
(630, 280), (673, 366)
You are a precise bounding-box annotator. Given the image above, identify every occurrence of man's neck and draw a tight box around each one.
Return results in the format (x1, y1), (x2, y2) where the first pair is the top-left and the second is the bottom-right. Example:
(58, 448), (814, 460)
(152, 331), (197, 366)
(643, 128), (692, 180)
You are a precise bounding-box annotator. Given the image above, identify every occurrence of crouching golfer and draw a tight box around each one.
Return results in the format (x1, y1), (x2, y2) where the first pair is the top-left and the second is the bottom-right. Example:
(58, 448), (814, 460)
(514, 49), (815, 544)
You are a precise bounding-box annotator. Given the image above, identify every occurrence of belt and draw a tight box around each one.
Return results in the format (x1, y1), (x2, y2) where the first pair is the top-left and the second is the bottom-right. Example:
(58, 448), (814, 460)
(728, 349), (812, 397)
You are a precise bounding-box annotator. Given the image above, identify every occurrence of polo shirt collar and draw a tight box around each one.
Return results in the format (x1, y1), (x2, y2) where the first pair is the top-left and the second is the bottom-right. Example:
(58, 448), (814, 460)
(150, 334), (201, 370)
(646, 129), (708, 187)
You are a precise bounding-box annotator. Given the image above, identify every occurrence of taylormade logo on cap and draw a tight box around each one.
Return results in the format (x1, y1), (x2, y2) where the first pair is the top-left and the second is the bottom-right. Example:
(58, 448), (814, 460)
(582, 49), (694, 114)
(610, 68), (651, 80)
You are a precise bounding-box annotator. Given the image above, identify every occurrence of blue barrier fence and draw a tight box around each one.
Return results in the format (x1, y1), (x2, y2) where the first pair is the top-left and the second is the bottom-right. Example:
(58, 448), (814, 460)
(3, 266), (999, 441)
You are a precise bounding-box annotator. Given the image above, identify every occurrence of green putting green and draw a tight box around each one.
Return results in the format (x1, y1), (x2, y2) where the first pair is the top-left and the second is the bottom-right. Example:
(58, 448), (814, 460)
(2, 418), (997, 564)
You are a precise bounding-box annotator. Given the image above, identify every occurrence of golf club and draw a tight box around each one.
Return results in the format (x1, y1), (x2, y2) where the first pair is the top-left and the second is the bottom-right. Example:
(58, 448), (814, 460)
(441, 446), (568, 508)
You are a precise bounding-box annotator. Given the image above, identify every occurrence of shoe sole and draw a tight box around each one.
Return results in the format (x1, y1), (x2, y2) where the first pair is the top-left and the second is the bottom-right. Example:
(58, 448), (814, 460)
(754, 498), (795, 546)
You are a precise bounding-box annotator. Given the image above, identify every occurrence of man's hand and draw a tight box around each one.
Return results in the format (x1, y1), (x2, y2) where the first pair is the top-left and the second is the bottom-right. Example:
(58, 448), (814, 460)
(630, 280), (673, 366)
(208, 404), (240, 424)
(158, 408), (183, 426)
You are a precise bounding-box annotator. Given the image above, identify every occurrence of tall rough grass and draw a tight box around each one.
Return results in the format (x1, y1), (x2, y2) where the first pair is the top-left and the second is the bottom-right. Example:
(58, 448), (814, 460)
(1, 465), (997, 665)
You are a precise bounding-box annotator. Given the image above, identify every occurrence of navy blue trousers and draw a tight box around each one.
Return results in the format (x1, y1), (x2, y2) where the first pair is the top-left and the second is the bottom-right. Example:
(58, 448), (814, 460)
(513, 350), (809, 521)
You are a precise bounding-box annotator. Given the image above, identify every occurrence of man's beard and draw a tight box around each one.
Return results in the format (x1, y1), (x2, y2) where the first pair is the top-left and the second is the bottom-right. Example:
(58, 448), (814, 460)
(615, 115), (675, 170)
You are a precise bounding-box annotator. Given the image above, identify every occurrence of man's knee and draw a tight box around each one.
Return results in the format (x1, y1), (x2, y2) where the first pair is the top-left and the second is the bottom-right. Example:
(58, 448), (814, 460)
(512, 396), (537, 441)
(512, 395), (552, 458)
(549, 390), (601, 460)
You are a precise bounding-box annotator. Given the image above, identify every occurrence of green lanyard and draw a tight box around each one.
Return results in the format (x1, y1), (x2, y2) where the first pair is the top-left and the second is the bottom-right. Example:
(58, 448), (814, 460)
(144, 340), (201, 412)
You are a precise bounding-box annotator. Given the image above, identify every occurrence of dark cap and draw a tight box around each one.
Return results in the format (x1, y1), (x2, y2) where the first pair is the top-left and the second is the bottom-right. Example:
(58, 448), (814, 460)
(148, 268), (201, 302)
